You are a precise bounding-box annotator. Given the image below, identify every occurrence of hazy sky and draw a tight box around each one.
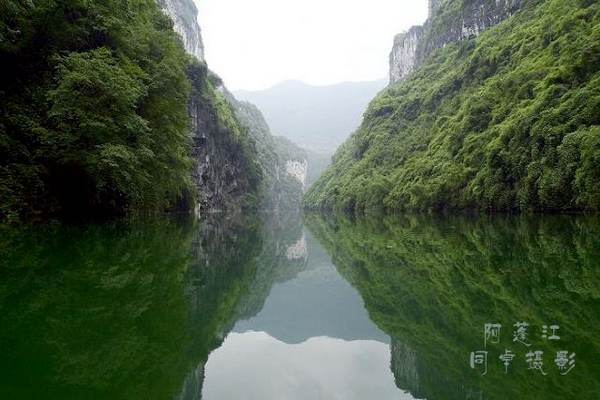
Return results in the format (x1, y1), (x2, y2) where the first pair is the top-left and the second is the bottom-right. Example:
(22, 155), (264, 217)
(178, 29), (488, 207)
(195, 0), (428, 91)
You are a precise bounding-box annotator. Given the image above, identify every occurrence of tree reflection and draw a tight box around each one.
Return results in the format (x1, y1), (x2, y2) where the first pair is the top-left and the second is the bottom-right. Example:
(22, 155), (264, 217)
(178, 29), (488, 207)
(0, 211), (307, 400)
(305, 213), (600, 400)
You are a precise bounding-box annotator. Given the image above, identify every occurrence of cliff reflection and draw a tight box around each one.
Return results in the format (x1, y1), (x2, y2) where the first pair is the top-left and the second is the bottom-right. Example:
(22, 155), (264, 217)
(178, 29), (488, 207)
(0, 211), (307, 400)
(3, 212), (598, 399)
(305, 213), (600, 400)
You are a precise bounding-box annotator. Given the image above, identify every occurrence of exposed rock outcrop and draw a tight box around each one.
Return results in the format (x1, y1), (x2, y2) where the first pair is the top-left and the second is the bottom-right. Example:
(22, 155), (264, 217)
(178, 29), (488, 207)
(389, 27), (423, 85)
(158, 0), (204, 60)
(187, 66), (261, 213)
(285, 160), (308, 189)
(160, 0), (306, 213)
(390, 0), (525, 83)
(390, 338), (422, 398)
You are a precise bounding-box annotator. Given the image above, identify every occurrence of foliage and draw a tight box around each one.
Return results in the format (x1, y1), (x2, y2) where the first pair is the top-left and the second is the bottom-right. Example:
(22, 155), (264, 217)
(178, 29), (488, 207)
(304, 0), (600, 212)
(0, 0), (193, 220)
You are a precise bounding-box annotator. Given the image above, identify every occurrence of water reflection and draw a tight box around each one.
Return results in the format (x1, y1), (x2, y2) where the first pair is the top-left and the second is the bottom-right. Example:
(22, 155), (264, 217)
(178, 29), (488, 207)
(305, 213), (600, 400)
(203, 332), (401, 400)
(0, 218), (198, 399)
(192, 212), (398, 399)
(0, 212), (599, 399)
(233, 230), (388, 344)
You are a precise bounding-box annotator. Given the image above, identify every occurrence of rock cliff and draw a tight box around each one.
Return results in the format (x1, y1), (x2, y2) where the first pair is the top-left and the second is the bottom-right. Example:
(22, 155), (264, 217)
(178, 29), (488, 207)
(390, 0), (525, 83)
(158, 0), (205, 60)
(160, 0), (306, 212)
(187, 66), (262, 212)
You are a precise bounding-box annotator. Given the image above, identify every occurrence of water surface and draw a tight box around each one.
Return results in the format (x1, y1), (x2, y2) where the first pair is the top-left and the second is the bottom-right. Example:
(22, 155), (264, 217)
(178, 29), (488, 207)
(0, 212), (598, 399)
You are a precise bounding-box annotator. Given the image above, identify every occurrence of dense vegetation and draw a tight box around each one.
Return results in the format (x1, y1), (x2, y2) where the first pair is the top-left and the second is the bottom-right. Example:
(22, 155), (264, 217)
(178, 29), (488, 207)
(305, 0), (600, 212)
(0, 0), (200, 220)
(306, 212), (600, 399)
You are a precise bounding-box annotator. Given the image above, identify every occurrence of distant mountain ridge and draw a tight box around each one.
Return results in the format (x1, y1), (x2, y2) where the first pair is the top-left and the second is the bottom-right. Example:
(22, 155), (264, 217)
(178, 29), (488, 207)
(235, 79), (387, 155)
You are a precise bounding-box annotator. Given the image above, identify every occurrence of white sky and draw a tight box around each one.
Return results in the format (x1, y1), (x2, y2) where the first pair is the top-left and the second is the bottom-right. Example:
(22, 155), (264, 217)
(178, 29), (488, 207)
(195, 0), (428, 91)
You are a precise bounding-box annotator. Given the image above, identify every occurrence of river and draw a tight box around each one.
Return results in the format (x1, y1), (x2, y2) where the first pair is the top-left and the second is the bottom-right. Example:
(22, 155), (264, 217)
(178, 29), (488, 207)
(0, 212), (598, 399)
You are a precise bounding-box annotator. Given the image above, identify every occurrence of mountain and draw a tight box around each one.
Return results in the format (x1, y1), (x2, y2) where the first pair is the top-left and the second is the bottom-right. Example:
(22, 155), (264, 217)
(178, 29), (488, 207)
(0, 0), (306, 221)
(162, 1), (308, 213)
(1, 0), (203, 220)
(305, 0), (600, 212)
(235, 79), (387, 155)
(221, 88), (308, 211)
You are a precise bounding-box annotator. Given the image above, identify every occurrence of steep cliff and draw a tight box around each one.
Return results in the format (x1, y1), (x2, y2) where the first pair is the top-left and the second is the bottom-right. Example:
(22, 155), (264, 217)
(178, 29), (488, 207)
(390, 0), (526, 83)
(389, 27), (423, 85)
(163, 0), (306, 213)
(305, 0), (600, 212)
(158, 0), (204, 61)
(186, 64), (262, 212)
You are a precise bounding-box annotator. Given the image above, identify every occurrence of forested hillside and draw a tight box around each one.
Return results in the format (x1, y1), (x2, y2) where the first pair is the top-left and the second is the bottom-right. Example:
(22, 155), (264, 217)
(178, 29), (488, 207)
(0, 0), (310, 222)
(1, 0), (198, 220)
(305, 0), (600, 212)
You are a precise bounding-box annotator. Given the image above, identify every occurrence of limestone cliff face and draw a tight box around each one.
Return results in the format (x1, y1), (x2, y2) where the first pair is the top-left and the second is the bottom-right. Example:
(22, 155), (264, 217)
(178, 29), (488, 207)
(158, 0), (204, 60)
(161, 0), (306, 213)
(285, 160), (308, 189)
(160, 0), (254, 213)
(187, 67), (260, 212)
(390, 0), (525, 83)
(389, 26), (423, 84)
(390, 338), (422, 398)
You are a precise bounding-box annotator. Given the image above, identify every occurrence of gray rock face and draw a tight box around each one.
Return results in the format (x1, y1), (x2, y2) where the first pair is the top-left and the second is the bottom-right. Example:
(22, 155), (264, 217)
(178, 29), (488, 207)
(158, 0), (204, 60)
(429, 0), (444, 17)
(389, 26), (423, 84)
(389, 0), (525, 83)
(188, 76), (252, 212)
(160, 0), (305, 213)
(159, 0), (258, 212)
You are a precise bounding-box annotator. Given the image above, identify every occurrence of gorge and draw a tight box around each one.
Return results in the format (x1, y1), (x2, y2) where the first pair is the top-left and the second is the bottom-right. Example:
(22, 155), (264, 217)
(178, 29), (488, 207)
(2, 1), (600, 399)
(161, 0), (309, 213)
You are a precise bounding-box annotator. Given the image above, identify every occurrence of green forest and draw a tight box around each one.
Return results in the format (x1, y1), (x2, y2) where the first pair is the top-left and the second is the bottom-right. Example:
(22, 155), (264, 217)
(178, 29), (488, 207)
(0, 0), (200, 220)
(0, 0), (281, 223)
(305, 0), (600, 212)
